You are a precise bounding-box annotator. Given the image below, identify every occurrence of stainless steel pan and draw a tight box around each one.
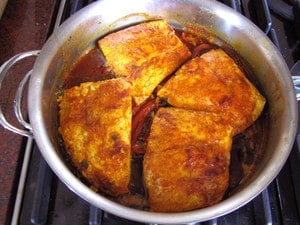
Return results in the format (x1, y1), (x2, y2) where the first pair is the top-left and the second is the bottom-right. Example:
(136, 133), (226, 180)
(0, 0), (298, 224)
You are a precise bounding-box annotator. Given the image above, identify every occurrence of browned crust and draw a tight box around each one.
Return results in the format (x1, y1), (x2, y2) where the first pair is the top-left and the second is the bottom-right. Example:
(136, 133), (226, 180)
(58, 78), (132, 196)
(158, 48), (266, 135)
(144, 107), (233, 212)
(98, 20), (191, 105)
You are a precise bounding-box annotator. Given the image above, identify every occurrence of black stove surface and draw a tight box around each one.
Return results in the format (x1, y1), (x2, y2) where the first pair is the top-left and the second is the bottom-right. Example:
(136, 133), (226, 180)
(16, 0), (300, 224)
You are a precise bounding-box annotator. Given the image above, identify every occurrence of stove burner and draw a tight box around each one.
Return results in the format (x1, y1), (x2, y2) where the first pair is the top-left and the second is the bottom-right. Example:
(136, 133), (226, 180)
(268, 0), (300, 39)
(268, 0), (295, 21)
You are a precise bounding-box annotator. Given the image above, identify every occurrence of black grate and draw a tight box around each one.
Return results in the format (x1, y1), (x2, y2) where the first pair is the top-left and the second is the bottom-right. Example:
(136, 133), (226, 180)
(16, 0), (300, 224)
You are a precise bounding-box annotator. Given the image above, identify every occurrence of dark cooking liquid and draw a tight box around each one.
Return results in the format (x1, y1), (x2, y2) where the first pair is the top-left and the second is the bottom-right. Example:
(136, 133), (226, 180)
(60, 27), (269, 207)
(63, 48), (115, 89)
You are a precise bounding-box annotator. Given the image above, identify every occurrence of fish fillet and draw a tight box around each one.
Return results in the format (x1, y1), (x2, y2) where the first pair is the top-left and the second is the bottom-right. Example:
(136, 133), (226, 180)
(58, 78), (132, 196)
(98, 20), (191, 105)
(144, 107), (233, 212)
(157, 48), (266, 134)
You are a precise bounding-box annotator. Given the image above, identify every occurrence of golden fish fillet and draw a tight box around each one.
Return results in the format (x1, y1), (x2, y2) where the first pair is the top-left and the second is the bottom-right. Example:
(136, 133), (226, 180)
(58, 78), (132, 196)
(157, 48), (266, 134)
(98, 20), (191, 105)
(144, 107), (233, 212)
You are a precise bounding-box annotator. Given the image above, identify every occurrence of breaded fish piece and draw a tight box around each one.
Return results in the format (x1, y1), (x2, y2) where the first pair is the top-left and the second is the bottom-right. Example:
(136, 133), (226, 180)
(98, 20), (191, 105)
(157, 48), (266, 135)
(58, 78), (132, 196)
(144, 107), (233, 212)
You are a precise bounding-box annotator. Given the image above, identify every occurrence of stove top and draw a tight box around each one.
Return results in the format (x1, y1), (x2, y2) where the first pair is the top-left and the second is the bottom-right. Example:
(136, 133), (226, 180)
(11, 0), (300, 224)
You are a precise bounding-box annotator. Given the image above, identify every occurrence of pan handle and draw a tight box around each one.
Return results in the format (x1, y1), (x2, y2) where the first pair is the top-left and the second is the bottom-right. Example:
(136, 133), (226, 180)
(0, 50), (40, 138)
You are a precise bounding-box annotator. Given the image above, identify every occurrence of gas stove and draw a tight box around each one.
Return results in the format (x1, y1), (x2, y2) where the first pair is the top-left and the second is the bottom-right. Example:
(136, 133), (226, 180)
(11, 0), (300, 224)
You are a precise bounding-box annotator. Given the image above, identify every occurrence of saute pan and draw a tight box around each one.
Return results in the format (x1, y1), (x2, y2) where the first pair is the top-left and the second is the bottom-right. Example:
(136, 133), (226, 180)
(0, 0), (298, 224)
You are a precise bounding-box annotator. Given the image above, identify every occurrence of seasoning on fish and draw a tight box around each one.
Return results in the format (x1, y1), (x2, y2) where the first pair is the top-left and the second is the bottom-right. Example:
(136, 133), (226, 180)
(98, 20), (191, 105)
(157, 48), (266, 135)
(58, 78), (132, 196)
(144, 107), (233, 212)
